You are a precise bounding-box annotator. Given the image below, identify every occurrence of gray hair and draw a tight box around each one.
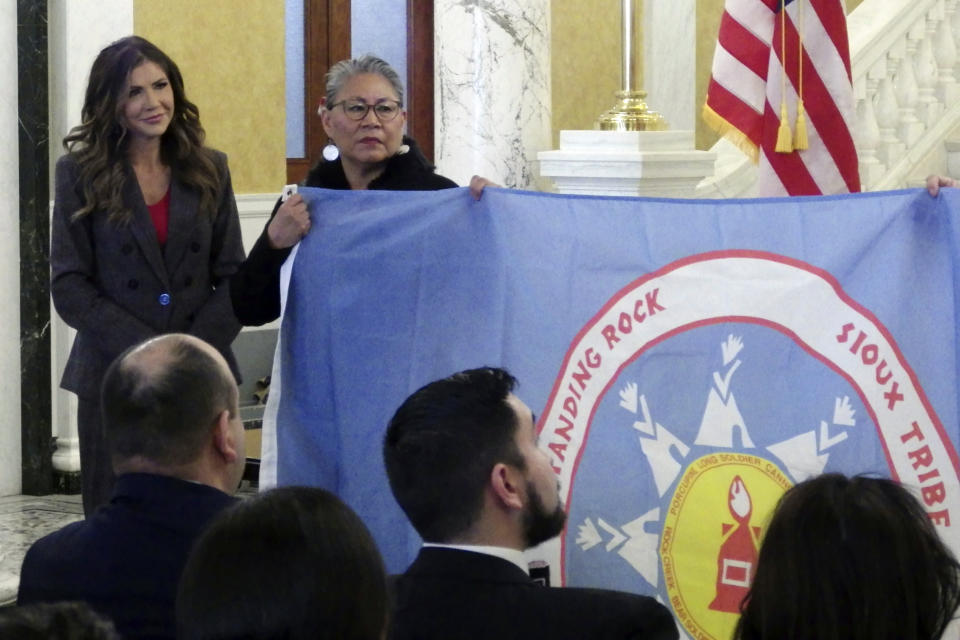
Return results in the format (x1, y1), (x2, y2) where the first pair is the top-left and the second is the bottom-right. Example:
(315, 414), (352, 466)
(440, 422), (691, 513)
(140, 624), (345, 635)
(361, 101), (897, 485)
(325, 54), (404, 106)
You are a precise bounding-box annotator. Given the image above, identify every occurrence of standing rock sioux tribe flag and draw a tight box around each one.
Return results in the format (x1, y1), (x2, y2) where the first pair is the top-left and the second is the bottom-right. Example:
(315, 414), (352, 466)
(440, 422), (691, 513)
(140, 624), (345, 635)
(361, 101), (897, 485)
(262, 186), (960, 640)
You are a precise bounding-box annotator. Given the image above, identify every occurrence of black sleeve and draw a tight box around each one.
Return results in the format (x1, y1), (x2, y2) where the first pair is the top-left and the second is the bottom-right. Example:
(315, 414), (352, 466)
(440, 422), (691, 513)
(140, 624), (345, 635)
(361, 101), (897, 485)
(229, 197), (294, 326)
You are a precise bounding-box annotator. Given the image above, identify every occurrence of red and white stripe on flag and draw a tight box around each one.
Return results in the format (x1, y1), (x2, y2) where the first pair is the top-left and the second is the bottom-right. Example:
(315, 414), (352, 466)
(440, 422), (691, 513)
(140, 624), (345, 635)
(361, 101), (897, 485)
(703, 0), (860, 196)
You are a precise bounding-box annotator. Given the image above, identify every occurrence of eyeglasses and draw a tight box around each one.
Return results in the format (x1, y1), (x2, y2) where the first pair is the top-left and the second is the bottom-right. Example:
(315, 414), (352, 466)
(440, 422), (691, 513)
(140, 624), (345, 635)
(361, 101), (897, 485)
(329, 99), (403, 122)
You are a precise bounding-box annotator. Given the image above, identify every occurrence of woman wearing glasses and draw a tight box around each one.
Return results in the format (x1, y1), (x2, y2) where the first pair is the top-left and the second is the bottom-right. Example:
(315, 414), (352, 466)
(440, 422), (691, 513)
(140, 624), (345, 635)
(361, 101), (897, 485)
(231, 55), (489, 325)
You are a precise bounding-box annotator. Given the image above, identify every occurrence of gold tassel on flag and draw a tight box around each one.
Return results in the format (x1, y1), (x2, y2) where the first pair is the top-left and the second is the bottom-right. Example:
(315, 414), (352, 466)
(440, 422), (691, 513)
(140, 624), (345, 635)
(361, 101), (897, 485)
(775, 0), (793, 153)
(793, 0), (809, 150)
(794, 99), (809, 150)
(776, 102), (793, 152)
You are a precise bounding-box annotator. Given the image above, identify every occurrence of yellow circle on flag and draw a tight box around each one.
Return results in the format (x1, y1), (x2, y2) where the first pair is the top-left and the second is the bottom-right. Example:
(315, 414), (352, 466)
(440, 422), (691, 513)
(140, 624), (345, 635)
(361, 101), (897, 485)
(660, 453), (792, 640)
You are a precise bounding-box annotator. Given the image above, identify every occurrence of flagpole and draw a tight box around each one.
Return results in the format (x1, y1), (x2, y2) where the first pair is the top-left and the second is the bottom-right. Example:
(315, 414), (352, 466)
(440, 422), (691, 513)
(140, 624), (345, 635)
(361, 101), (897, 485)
(597, 0), (668, 131)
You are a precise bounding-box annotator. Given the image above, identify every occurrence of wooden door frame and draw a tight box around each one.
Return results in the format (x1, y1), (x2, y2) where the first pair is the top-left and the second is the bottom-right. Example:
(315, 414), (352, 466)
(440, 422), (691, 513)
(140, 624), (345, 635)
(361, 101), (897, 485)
(406, 0), (435, 164)
(287, 0), (351, 184)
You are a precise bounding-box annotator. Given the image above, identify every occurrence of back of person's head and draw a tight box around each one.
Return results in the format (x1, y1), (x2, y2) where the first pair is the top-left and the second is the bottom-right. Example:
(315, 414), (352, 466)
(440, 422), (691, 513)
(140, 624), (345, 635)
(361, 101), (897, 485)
(735, 473), (960, 640)
(100, 333), (238, 468)
(383, 367), (526, 542)
(0, 602), (120, 640)
(176, 486), (388, 640)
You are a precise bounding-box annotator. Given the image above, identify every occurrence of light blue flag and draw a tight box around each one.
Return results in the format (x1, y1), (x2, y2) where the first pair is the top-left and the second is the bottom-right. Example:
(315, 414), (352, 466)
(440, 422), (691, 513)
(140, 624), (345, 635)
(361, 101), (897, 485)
(261, 186), (960, 640)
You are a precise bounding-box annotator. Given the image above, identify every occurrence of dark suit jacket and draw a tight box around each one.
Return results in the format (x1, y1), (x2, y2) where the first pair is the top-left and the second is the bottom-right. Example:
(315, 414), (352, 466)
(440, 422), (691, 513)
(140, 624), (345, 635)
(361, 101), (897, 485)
(51, 150), (244, 398)
(17, 473), (238, 640)
(390, 548), (679, 640)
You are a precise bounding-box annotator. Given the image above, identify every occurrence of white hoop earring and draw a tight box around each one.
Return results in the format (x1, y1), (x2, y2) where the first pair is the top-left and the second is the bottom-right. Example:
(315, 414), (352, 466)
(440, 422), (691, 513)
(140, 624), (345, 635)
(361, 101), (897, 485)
(397, 144), (410, 155)
(322, 144), (339, 162)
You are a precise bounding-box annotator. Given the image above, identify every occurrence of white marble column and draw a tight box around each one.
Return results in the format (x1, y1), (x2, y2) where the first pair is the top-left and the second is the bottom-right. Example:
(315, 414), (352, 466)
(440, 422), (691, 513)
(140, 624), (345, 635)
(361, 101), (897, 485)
(48, 0), (134, 474)
(643, 0), (696, 131)
(0, 4), (22, 497)
(434, 0), (551, 189)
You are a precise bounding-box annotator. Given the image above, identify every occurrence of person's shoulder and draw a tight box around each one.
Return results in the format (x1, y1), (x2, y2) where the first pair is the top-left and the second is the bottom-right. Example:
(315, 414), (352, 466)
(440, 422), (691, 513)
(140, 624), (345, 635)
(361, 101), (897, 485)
(54, 152), (83, 180)
(201, 146), (227, 160)
(385, 137), (458, 190)
(418, 172), (458, 190)
(22, 518), (91, 567)
(535, 586), (678, 639)
(383, 155), (457, 191)
(55, 152), (81, 169)
(304, 158), (349, 189)
(200, 147), (229, 171)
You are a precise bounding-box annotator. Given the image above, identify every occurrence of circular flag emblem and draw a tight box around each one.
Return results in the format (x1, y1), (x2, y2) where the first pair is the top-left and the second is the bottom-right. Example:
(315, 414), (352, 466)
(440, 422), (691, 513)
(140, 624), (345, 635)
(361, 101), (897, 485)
(532, 251), (960, 640)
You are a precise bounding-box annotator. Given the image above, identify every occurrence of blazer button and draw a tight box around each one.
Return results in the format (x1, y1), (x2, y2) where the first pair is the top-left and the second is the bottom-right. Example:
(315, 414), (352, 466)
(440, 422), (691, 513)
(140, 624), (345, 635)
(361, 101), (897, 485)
(184, 276), (193, 287)
(127, 279), (138, 289)
(190, 242), (201, 253)
(121, 244), (133, 255)
(158, 293), (171, 306)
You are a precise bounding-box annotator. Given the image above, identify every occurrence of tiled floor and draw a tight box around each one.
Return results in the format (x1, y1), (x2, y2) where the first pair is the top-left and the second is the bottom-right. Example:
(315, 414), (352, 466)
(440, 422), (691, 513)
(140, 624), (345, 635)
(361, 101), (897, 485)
(0, 494), (84, 605)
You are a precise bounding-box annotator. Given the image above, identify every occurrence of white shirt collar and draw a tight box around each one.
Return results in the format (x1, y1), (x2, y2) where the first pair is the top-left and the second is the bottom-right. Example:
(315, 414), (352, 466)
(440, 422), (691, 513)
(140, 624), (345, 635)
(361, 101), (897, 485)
(422, 542), (529, 575)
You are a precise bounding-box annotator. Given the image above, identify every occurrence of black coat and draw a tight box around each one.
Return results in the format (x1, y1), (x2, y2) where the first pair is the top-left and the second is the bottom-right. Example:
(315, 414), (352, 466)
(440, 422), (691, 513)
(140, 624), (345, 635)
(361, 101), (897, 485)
(51, 150), (244, 397)
(230, 137), (457, 326)
(390, 548), (680, 640)
(17, 473), (237, 640)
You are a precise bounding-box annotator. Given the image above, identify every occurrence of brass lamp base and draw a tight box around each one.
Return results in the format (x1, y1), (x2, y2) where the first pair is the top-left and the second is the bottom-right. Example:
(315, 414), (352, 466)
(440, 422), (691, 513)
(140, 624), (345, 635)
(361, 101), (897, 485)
(597, 90), (668, 131)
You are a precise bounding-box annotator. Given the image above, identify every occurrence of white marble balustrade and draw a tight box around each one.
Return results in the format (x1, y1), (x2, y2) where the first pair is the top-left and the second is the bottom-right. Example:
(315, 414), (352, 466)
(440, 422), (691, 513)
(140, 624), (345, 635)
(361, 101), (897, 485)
(849, 0), (960, 190)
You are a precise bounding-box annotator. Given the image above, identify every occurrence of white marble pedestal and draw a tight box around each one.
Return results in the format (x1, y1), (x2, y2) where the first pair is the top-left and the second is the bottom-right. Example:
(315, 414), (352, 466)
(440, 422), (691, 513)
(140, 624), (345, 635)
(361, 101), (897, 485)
(537, 130), (715, 198)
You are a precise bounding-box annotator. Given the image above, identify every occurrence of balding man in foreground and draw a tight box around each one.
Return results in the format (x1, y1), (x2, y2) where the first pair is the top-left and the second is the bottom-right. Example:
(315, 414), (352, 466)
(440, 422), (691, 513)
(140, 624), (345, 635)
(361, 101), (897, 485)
(18, 334), (245, 640)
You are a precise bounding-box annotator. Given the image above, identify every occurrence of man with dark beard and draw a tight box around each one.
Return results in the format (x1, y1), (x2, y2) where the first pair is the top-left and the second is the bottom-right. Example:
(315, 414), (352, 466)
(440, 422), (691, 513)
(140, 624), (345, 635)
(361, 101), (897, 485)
(383, 367), (678, 640)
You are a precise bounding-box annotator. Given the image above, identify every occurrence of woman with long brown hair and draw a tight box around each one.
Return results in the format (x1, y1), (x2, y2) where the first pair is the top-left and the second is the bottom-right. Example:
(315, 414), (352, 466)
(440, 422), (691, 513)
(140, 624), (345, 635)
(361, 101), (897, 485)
(734, 474), (960, 640)
(51, 36), (244, 515)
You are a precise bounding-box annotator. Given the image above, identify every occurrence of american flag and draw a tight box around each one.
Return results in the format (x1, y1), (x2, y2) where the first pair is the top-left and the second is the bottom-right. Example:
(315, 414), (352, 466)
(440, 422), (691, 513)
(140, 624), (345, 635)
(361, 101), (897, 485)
(703, 0), (860, 196)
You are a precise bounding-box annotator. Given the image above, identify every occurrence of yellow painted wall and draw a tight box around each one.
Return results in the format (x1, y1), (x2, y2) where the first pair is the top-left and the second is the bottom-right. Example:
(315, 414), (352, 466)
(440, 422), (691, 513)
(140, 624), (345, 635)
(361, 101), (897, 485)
(551, 1), (623, 146)
(133, 0), (285, 193)
(696, 0), (725, 150)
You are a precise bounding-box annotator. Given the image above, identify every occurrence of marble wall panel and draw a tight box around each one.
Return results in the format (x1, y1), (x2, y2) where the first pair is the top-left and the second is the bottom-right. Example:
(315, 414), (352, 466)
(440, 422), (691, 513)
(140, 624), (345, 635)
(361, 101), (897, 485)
(435, 0), (551, 189)
(18, 0), (51, 495)
(48, 0), (135, 174)
(645, 0), (696, 131)
(0, 3), (20, 498)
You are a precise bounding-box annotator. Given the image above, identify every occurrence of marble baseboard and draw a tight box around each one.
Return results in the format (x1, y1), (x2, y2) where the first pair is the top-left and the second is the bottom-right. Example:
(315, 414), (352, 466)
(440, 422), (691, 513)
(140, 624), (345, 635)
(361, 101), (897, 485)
(53, 470), (81, 495)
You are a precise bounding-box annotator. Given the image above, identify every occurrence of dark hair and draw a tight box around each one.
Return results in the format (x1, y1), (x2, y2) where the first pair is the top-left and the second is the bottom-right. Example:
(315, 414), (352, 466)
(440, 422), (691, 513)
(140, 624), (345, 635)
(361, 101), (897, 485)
(63, 35), (219, 223)
(735, 473), (960, 640)
(325, 54), (404, 106)
(0, 602), (120, 640)
(100, 334), (237, 466)
(176, 486), (388, 640)
(383, 367), (525, 542)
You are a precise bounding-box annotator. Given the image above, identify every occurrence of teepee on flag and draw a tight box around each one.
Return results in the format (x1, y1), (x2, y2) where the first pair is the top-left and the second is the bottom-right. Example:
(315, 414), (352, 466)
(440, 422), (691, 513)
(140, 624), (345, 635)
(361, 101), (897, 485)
(703, 0), (860, 196)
